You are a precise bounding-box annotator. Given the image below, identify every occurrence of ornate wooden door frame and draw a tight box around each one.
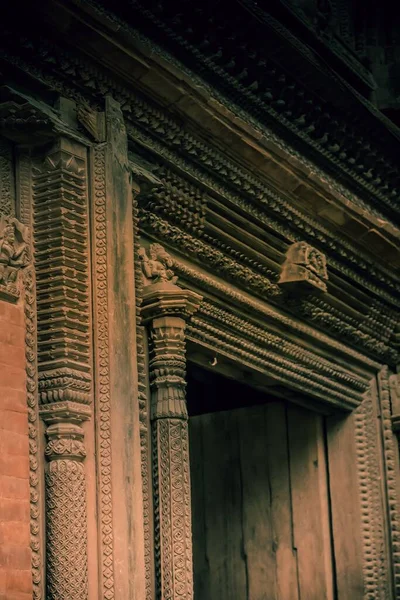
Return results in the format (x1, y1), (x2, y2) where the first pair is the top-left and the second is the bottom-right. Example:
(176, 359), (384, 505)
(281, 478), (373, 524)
(136, 240), (399, 600)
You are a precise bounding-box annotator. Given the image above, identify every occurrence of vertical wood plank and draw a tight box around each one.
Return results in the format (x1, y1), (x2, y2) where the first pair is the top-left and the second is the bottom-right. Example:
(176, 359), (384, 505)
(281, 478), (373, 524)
(287, 404), (334, 600)
(191, 410), (248, 600)
(189, 415), (209, 599)
(191, 401), (337, 600)
(326, 412), (364, 600)
(237, 405), (277, 600)
(265, 402), (300, 600)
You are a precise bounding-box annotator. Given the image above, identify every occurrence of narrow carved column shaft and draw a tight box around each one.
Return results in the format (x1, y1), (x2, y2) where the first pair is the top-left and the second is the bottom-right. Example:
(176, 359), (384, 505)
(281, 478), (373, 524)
(140, 244), (202, 600)
(45, 423), (88, 598)
(150, 317), (192, 600)
(152, 418), (192, 600)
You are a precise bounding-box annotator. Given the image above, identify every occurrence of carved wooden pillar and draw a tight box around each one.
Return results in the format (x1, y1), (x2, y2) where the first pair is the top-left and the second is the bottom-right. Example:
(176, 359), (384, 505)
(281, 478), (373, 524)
(140, 245), (201, 600)
(33, 137), (91, 599)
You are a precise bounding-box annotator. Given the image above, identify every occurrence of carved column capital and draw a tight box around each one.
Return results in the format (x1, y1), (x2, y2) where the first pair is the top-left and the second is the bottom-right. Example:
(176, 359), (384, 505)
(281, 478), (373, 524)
(142, 280), (202, 324)
(140, 243), (201, 421)
(140, 243), (202, 323)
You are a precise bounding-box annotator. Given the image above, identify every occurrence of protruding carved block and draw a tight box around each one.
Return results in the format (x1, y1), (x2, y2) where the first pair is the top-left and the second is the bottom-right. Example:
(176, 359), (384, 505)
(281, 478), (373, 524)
(279, 241), (328, 292)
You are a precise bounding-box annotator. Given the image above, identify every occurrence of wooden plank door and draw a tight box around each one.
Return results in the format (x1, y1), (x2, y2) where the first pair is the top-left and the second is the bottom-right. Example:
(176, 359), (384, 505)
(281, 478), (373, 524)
(189, 401), (335, 600)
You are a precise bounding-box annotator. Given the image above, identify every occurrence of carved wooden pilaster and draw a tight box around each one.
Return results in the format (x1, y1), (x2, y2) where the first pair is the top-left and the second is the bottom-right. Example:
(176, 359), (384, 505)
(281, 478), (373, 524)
(140, 244), (202, 600)
(33, 137), (91, 599)
(92, 96), (146, 599)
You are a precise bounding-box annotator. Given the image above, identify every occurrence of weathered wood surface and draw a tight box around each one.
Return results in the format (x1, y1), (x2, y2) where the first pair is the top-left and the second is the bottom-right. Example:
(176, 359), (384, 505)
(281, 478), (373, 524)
(326, 413), (364, 600)
(190, 401), (336, 600)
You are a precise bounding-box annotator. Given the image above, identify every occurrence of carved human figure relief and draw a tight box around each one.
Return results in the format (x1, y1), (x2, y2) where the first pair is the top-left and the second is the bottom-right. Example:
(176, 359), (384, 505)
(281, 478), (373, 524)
(0, 214), (28, 300)
(139, 242), (178, 285)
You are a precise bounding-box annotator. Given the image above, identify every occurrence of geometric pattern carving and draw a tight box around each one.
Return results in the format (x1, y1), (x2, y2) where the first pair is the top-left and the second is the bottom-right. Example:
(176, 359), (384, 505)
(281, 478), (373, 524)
(17, 146), (43, 600)
(33, 148), (90, 381)
(153, 419), (193, 600)
(133, 187), (153, 600)
(379, 368), (400, 597)
(24, 264), (43, 600)
(279, 241), (328, 292)
(355, 386), (391, 599)
(92, 142), (115, 599)
(45, 459), (89, 600)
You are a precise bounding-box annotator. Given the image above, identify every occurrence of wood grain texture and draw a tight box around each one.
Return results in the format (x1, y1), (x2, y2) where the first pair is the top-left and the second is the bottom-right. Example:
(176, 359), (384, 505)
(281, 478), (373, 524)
(326, 413), (364, 600)
(190, 401), (334, 600)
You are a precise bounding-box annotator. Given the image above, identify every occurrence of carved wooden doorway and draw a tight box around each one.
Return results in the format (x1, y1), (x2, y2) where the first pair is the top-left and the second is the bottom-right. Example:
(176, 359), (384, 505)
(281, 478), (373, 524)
(187, 364), (336, 600)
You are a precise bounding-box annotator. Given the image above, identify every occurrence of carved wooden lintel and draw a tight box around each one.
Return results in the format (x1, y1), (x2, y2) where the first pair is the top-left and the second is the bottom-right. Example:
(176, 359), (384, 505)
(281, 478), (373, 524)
(279, 241), (328, 292)
(141, 244), (201, 600)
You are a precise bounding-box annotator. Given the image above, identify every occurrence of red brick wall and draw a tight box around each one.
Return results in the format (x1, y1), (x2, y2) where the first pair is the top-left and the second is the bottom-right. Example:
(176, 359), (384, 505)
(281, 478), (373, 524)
(0, 300), (32, 599)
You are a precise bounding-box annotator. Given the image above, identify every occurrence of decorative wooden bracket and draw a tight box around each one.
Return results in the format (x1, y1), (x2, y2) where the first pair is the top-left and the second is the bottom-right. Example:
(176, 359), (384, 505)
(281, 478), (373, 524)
(279, 241), (328, 292)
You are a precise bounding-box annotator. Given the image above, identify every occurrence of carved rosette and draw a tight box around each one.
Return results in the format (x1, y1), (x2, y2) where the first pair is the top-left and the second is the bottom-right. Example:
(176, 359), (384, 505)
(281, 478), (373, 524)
(33, 138), (91, 599)
(141, 244), (201, 600)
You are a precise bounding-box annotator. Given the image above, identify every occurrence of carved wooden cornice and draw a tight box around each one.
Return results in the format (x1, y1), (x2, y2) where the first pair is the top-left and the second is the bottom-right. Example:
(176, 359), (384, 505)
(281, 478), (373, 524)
(0, 86), (91, 146)
(81, 0), (400, 222)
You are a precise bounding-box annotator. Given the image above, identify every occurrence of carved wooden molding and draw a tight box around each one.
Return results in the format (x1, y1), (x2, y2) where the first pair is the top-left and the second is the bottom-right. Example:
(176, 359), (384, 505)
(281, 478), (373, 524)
(91, 141), (116, 600)
(354, 385), (392, 599)
(140, 244), (201, 600)
(92, 96), (147, 600)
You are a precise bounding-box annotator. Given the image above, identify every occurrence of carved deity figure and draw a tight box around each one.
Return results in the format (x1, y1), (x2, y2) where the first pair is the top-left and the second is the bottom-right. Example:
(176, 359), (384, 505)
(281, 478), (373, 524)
(0, 214), (28, 288)
(139, 243), (178, 285)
